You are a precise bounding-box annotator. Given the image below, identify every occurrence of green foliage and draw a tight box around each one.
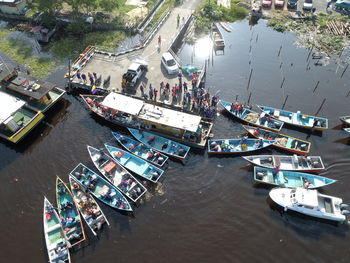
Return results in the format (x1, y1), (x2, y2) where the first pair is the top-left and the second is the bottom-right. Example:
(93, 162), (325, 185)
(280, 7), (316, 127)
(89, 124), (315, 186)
(146, 0), (175, 30)
(267, 18), (287, 32)
(41, 12), (56, 28)
(0, 29), (10, 39)
(65, 19), (88, 35)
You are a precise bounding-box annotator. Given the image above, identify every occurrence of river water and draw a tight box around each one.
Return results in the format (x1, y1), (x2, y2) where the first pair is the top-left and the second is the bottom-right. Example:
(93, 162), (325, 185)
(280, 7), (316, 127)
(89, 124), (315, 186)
(1, 19), (350, 263)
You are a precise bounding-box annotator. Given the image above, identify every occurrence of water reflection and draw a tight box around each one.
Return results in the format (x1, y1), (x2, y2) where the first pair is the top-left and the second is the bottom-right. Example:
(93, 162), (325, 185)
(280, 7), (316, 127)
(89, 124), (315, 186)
(192, 36), (213, 61)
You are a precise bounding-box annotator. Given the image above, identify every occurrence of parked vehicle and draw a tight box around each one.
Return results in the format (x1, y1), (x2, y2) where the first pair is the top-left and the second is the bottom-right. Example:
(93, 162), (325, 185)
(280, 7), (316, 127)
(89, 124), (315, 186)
(335, 0), (350, 11)
(275, 0), (285, 7)
(161, 52), (179, 75)
(287, 0), (298, 9)
(122, 59), (148, 88)
(303, 0), (313, 11)
(262, 0), (273, 7)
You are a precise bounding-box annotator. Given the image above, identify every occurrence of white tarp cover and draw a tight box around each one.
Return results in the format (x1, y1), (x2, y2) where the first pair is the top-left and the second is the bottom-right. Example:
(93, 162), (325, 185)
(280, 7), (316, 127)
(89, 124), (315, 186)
(102, 92), (144, 116)
(138, 103), (201, 133)
(0, 91), (25, 124)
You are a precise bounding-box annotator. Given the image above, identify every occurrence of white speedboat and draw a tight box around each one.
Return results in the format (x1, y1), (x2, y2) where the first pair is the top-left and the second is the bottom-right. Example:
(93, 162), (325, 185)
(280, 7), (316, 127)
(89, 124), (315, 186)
(269, 188), (349, 223)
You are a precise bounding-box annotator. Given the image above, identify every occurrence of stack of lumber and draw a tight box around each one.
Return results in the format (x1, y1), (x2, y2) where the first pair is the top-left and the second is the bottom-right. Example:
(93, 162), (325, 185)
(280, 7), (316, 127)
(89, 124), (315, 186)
(326, 20), (350, 36)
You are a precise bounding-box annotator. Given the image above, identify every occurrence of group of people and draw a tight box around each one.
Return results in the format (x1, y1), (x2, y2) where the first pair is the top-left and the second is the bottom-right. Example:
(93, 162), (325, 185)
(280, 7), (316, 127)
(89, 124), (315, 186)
(76, 71), (98, 86)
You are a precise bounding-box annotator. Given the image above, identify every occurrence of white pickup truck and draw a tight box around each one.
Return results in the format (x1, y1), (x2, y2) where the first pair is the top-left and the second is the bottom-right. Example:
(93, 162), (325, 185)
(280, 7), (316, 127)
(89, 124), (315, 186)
(122, 59), (148, 88)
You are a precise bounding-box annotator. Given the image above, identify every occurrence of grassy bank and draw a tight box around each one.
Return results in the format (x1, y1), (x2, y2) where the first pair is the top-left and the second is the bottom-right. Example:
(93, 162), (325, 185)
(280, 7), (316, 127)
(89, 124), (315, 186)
(267, 12), (348, 55)
(0, 29), (55, 78)
(195, 0), (248, 34)
(145, 0), (175, 31)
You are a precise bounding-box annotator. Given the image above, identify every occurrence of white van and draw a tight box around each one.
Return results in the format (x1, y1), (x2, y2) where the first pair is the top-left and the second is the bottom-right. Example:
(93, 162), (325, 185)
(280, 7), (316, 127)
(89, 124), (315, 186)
(161, 52), (179, 75)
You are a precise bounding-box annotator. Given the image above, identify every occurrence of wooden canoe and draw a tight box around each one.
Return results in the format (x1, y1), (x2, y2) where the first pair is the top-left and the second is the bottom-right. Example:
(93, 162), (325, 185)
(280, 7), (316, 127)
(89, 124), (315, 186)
(254, 166), (335, 188)
(243, 154), (325, 172)
(70, 163), (132, 211)
(105, 144), (164, 183)
(208, 138), (274, 154)
(257, 105), (328, 130)
(87, 145), (147, 202)
(243, 125), (311, 155)
(112, 131), (168, 167)
(43, 197), (71, 263)
(220, 100), (284, 132)
(128, 128), (190, 160)
(69, 175), (110, 236)
(56, 177), (86, 248)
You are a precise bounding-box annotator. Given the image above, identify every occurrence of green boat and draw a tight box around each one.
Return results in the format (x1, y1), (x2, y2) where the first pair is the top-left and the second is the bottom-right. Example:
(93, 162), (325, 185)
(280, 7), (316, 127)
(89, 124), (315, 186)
(56, 177), (86, 248)
(43, 196), (71, 263)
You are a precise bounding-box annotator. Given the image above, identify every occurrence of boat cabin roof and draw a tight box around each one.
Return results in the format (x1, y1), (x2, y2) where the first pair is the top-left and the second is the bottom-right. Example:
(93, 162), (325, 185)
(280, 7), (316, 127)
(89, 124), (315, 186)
(102, 92), (144, 116)
(294, 188), (318, 207)
(138, 103), (202, 133)
(5, 73), (56, 100)
(0, 64), (15, 82)
(0, 91), (26, 124)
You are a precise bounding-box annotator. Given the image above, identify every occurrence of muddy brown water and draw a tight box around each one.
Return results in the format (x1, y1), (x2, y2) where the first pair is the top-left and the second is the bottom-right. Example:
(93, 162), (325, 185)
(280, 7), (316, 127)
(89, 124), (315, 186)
(1, 20), (350, 263)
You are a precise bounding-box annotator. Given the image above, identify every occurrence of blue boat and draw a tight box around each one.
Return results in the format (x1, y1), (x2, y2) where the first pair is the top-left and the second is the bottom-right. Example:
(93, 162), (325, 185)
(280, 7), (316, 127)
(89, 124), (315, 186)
(257, 105), (328, 131)
(254, 166), (336, 189)
(208, 138), (274, 154)
(128, 128), (190, 160)
(112, 131), (168, 167)
(87, 145), (147, 202)
(69, 163), (132, 212)
(219, 100), (284, 132)
(105, 144), (164, 183)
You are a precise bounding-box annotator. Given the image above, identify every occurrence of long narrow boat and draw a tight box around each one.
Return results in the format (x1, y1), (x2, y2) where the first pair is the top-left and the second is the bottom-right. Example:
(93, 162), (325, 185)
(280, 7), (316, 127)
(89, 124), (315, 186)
(87, 145), (147, 202)
(43, 197), (71, 263)
(339, 116), (350, 126)
(128, 128), (190, 160)
(69, 175), (110, 236)
(112, 131), (168, 167)
(243, 155), (324, 172)
(243, 125), (311, 155)
(270, 188), (349, 223)
(56, 177), (86, 248)
(220, 100), (284, 132)
(105, 144), (164, 183)
(257, 105), (328, 131)
(344, 128), (350, 133)
(254, 166), (335, 188)
(211, 23), (225, 51)
(208, 138), (274, 154)
(69, 163), (133, 211)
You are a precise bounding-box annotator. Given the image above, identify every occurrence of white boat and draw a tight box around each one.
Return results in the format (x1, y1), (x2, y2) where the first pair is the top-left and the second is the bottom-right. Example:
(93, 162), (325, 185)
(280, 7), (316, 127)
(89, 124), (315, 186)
(243, 155), (325, 172)
(269, 188), (349, 222)
(43, 197), (71, 263)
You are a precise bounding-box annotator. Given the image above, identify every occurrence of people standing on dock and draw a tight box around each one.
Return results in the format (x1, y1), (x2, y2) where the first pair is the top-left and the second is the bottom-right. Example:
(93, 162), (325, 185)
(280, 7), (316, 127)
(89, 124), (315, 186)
(158, 35), (161, 48)
(159, 81), (164, 94)
(183, 82), (187, 92)
(89, 76), (94, 86)
(149, 84), (154, 100)
(153, 89), (158, 101)
(81, 73), (87, 84)
(93, 72), (97, 79)
(76, 71), (81, 82)
(140, 84), (144, 96)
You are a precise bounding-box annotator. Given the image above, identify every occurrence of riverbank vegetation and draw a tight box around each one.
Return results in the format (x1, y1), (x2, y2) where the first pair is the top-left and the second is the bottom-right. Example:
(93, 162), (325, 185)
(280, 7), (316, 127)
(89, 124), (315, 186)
(267, 12), (349, 55)
(194, 0), (248, 34)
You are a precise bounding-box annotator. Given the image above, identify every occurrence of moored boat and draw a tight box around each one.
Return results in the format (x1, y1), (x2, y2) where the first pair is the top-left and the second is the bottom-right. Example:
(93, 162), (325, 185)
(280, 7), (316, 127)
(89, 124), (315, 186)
(339, 116), (350, 126)
(87, 145), (147, 202)
(243, 154), (324, 172)
(43, 197), (71, 263)
(105, 144), (164, 183)
(257, 105), (328, 131)
(208, 138), (274, 154)
(56, 177), (86, 248)
(211, 23), (225, 51)
(70, 163), (132, 211)
(254, 166), (335, 188)
(80, 92), (213, 149)
(69, 175), (110, 236)
(220, 100), (284, 132)
(128, 128), (190, 160)
(269, 187), (349, 223)
(344, 128), (350, 133)
(243, 125), (311, 155)
(112, 131), (168, 167)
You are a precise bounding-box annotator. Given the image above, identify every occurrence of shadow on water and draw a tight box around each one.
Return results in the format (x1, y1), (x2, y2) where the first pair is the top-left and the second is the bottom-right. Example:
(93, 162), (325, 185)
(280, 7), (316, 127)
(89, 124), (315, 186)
(267, 198), (349, 239)
(333, 137), (350, 146)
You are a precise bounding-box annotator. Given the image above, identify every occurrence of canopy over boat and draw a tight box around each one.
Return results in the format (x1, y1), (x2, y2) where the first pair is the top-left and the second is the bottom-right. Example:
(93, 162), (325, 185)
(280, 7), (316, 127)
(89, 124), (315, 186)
(0, 91), (26, 124)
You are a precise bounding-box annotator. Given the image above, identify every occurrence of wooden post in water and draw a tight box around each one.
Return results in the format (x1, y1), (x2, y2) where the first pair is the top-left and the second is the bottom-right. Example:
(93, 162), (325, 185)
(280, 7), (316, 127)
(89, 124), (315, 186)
(247, 68), (253, 90)
(314, 98), (326, 116)
(256, 33), (259, 43)
(341, 64), (349, 78)
(280, 77), (285, 89)
(277, 45), (282, 57)
(313, 81), (320, 93)
(280, 62), (283, 68)
(282, 95), (289, 109)
(236, 94), (239, 101)
(68, 59), (71, 89)
(306, 45), (314, 61)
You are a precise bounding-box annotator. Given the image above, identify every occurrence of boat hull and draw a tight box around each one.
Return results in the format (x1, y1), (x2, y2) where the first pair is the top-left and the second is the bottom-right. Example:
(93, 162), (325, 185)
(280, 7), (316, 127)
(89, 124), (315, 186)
(208, 138), (274, 154)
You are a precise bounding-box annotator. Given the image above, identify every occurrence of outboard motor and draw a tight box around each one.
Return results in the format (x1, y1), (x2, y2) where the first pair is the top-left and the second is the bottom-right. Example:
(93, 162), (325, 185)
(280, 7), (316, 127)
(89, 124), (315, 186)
(341, 210), (350, 216)
(340, 203), (349, 210)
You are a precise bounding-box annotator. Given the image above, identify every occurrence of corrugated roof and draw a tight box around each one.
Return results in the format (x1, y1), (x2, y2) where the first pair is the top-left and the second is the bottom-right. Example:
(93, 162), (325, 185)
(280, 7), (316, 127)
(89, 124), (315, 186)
(0, 91), (26, 124)
(102, 92), (144, 116)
